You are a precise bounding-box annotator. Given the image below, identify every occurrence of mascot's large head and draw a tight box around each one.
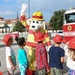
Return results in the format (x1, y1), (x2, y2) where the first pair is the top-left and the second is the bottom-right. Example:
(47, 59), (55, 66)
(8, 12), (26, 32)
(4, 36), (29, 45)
(20, 3), (45, 32)
(29, 11), (45, 32)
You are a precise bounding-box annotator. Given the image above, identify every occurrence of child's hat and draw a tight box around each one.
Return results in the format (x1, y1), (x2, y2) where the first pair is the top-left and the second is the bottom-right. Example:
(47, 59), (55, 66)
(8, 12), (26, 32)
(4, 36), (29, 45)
(3, 34), (12, 44)
(0, 71), (3, 75)
(34, 31), (45, 42)
(68, 37), (75, 49)
(53, 34), (63, 43)
(63, 39), (67, 44)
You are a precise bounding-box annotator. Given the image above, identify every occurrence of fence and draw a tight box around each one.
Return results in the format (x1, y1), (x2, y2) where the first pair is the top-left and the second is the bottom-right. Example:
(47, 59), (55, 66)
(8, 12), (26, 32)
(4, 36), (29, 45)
(0, 31), (57, 40)
(0, 32), (28, 40)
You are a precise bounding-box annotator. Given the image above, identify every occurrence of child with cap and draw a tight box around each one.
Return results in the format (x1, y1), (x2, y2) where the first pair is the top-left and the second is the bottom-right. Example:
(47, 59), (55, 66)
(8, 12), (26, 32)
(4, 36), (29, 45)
(49, 34), (65, 75)
(65, 37), (75, 75)
(3, 34), (16, 75)
(17, 37), (28, 75)
(34, 31), (50, 75)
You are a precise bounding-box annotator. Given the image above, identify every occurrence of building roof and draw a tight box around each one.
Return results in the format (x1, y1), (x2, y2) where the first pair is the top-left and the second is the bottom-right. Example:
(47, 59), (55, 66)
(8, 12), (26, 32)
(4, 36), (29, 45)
(45, 22), (52, 30)
(2, 18), (19, 25)
(0, 16), (4, 19)
(3, 19), (12, 24)
(2, 23), (10, 28)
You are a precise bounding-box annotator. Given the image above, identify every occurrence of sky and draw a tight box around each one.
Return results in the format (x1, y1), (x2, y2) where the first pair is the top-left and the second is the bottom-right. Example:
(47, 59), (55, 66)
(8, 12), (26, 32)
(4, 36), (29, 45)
(0, 0), (75, 22)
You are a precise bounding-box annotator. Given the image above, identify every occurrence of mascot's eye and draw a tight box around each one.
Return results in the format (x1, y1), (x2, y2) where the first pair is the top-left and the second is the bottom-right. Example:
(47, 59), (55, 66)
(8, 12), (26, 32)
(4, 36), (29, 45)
(33, 21), (35, 23)
(36, 21), (39, 24)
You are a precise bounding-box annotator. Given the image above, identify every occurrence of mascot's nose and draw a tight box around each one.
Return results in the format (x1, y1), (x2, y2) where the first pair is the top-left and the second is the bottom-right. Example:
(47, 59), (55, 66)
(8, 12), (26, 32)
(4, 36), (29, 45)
(32, 26), (35, 28)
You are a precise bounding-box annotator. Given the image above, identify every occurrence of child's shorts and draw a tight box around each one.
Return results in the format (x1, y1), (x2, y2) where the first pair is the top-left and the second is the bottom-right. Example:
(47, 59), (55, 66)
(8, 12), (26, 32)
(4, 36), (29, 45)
(19, 64), (27, 75)
(8, 68), (14, 75)
(35, 68), (46, 75)
(68, 69), (75, 75)
(50, 67), (63, 75)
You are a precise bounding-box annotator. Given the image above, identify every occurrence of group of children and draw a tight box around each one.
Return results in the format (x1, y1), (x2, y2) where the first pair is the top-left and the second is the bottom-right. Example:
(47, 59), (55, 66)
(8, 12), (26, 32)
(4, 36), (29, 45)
(3, 32), (75, 75)
(3, 34), (28, 75)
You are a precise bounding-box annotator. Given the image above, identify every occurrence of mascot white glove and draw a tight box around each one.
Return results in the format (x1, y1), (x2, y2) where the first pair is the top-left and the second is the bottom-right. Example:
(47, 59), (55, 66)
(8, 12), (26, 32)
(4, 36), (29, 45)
(20, 3), (27, 16)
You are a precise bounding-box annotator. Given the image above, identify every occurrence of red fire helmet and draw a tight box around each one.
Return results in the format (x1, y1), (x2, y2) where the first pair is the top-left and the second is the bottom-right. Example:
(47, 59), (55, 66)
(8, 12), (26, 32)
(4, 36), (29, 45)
(63, 39), (67, 44)
(3, 34), (12, 44)
(68, 37), (75, 49)
(0, 71), (3, 75)
(34, 31), (45, 42)
(53, 34), (63, 43)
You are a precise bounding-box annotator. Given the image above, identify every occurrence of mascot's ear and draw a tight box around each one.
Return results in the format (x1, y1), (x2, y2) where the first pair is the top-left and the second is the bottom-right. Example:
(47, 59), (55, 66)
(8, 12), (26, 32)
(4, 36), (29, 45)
(39, 21), (45, 27)
(39, 21), (46, 34)
(42, 21), (45, 30)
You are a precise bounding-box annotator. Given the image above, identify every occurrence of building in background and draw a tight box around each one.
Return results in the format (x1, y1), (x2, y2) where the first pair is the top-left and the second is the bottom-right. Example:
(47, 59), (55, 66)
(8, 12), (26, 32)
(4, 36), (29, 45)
(0, 16), (19, 33)
(0, 16), (51, 33)
(0, 12), (19, 33)
(45, 22), (52, 30)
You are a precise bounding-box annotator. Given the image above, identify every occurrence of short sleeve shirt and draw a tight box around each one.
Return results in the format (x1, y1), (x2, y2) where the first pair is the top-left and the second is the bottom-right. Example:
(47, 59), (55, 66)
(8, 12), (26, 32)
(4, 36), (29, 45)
(18, 48), (28, 66)
(5, 46), (16, 68)
(49, 45), (65, 69)
(35, 43), (49, 70)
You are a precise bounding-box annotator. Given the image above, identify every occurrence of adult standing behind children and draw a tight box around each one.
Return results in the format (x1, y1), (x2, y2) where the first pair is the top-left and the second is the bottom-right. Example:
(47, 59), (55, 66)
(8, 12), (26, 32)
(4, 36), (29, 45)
(3, 34), (16, 75)
(17, 37), (28, 75)
(34, 31), (50, 75)
(65, 38), (75, 75)
(49, 34), (65, 75)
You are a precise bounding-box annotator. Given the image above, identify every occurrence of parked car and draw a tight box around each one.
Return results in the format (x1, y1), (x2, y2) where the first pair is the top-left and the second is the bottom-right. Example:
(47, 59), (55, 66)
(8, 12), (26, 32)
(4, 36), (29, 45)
(57, 30), (63, 36)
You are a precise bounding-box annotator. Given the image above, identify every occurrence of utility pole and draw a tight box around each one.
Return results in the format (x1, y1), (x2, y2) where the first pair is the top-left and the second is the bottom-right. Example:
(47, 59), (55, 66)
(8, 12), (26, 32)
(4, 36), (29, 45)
(16, 11), (19, 21)
(28, 0), (30, 18)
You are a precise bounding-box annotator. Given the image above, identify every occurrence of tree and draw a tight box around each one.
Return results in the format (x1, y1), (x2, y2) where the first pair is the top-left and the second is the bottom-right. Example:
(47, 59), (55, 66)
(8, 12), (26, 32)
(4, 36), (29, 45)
(49, 10), (65, 30)
(13, 21), (25, 32)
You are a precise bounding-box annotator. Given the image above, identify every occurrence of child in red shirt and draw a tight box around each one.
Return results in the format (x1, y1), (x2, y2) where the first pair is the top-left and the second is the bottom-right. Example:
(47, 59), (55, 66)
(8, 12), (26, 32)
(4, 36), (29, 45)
(34, 31), (50, 75)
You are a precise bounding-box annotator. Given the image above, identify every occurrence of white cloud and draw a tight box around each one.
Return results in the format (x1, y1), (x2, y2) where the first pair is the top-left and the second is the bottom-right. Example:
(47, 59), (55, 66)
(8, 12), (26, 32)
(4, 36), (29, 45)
(0, 11), (16, 16)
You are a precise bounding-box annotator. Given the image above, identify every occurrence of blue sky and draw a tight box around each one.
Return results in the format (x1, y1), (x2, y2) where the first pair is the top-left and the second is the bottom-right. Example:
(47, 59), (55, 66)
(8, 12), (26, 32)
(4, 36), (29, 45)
(0, 0), (75, 22)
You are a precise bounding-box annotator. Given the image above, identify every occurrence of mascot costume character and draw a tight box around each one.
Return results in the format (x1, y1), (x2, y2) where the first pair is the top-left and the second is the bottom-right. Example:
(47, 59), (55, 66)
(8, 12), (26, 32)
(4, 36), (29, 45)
(20, 3), (51, 75)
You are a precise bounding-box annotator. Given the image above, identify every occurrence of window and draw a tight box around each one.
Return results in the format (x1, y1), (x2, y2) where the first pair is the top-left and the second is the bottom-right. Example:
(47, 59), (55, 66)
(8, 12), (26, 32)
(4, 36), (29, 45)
(65, 13), (75, 23)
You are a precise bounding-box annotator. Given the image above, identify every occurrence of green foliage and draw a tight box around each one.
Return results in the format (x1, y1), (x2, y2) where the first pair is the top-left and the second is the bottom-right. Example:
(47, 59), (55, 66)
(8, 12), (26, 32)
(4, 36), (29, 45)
(13, 21), (25, 32)
(49, 10), (65, 30)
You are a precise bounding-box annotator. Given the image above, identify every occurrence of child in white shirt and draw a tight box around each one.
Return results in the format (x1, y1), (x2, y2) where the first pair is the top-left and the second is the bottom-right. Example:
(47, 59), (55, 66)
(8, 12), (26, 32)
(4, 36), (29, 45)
(3, 34), (16, 75)
(64, 38), (75, 75)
